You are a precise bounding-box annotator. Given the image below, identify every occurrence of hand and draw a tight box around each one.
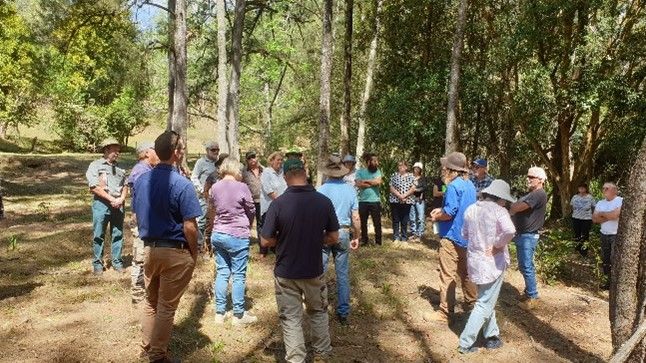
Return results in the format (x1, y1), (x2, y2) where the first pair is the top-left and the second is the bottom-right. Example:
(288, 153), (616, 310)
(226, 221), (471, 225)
(350, 238), (360, 250)
(430, 208), (441, 221)
(110, 197), (123, 209)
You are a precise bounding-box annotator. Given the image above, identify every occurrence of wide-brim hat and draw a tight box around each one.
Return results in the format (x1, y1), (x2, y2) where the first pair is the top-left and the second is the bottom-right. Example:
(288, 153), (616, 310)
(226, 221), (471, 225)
(319, 155), (350, 178)
(101, 138), (121, 150)
(440, 152), (468, 172)
(481, 179), (516, 203)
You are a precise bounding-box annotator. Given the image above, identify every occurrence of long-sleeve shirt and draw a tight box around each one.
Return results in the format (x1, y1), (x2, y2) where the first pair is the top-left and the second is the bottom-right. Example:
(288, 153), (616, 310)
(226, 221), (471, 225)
(190, 156), (216, 192)
(210, 179), (256, 239)
(462, 200), (516, 285)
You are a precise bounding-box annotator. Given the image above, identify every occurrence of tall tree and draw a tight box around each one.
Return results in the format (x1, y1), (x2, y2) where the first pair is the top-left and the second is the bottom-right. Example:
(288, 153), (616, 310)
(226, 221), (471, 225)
(216, 0), (229, 153)
(318, 0), (333, 184)
(169, 0), (188, 150)
(339, 0), (353, 156)
(445, 0), (468, 153)
(355, 0), (382, 164)
(226, 0), (246, 160)
(166, 0), (176, 130)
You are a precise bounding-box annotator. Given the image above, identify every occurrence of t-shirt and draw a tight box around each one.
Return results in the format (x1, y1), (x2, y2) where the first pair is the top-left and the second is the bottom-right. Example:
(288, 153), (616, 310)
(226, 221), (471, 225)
(261, 185), (340, 279)
(318, 179), (359, 227)
(595, 196), (623, 235)
(430, 178), (445, 209)
(438, 177), (477, 248)
(356, 168), (382, 203)
(570, 194), (596, 220)
(389, 172), (415, 204)
(513, 188), (548, 234)
(260, 167), (287, 215)
(210, 179), (256, 239)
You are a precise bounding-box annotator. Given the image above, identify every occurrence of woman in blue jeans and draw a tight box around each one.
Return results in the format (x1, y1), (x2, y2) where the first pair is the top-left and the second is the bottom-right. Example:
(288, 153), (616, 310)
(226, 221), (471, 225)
(408, 162), (427, 240)
(388, 161), (416, 242)
(208, 157), (257, 325)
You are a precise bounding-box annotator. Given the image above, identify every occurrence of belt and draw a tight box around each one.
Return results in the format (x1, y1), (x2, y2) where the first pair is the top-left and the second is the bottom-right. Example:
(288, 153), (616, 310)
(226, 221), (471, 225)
(144, 239), (188, 249)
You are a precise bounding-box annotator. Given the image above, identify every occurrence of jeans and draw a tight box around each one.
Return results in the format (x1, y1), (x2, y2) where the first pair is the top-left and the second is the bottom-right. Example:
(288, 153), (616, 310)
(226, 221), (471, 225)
(211, 232), (250, 315)
(322, 229), (351, 318)
(390, 203), (411, 241)
(514, 233), (540, 299)
(409, 200), (425, 237)
(600, 234), (615, 281)
(459, 272), (504, 348)
(91, 198), (124, 270)
(359, 202), (382, 245)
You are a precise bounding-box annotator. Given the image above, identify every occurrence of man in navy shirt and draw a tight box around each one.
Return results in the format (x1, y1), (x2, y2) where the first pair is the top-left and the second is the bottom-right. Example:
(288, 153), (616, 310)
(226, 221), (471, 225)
(133, 131), (202, 363)
(261, 158), (339, 363)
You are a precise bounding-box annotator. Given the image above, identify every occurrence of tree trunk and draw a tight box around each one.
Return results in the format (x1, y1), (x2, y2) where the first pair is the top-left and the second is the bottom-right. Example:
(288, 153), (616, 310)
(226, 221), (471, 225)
(610, 137), (646, 362)
(169, 0), (189, 170)
(0, 121), (9, 139)
(445, 0), (468, 153)
(355, 0), (382, 166)
(317, 0), (333, 186)
(262, 81), (272, 155)
(216, 0), (229, 154)
(226, 0), (246, 160)
(339, 0), (353, 156)
(166, 0), (176, 130)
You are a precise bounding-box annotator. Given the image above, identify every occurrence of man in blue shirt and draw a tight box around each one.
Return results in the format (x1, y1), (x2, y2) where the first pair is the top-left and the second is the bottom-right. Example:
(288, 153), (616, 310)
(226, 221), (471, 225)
(133, 131), (202, 363)
(428, 151), (477, 323)
(318, 155), (361, 325)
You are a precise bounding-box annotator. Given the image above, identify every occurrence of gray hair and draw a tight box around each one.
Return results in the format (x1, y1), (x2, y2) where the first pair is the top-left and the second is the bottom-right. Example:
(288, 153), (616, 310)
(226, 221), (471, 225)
(218, 157), (243, 179)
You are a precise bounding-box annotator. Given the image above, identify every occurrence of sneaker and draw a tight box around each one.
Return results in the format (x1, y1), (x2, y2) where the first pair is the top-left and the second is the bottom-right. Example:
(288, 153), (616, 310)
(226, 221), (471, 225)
(113, 266), (126, 274)
(232, 312), (258, 326)
(214, 312), (227, 325)
(457, 345), (478, 354)
(93, 268), (104, 276)
(519, 298), (540, 311)
(337, 315), (349, 326)
(485, 336), (503, 349)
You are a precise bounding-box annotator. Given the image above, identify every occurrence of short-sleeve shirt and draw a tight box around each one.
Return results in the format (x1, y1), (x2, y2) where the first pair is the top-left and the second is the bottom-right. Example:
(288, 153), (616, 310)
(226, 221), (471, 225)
(86, 158), (126, 197)
(242, 166), (263, 202)
(388, 172), (415, 204)
(133, 164), (202, 242)
(260, 167), (287, 215)
(356, 168), (382, 203)
(127, 161), (153, 209)
(210, 179), (256, 239)
(571, 194), (596, 220)
(513, 188), (547, 234)
(438, 177), (477, 248)
(318, 179), (359, 227)
(190, 156), (216, 190)
(595, 196), (623, 235)
(261, 185), (340, 279)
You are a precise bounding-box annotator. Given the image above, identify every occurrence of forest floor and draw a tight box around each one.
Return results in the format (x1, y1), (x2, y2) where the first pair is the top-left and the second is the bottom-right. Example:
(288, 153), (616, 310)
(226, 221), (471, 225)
(0, 153), (612, 363)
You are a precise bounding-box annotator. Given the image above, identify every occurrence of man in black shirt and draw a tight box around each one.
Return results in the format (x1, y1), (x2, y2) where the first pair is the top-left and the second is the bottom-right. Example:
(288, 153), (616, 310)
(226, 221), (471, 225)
(261, 158), (339, 363)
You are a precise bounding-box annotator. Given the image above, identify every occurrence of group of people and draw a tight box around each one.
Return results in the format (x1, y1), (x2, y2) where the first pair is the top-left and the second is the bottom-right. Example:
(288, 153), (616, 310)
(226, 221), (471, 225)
(84, 136), (623, 361)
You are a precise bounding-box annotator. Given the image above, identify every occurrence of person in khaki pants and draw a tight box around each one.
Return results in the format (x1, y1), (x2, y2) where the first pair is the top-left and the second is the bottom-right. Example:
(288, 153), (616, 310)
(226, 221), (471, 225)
(132, 131), (202, 363)
(428, 152), (478, 323)
(261, 158), (340, 363)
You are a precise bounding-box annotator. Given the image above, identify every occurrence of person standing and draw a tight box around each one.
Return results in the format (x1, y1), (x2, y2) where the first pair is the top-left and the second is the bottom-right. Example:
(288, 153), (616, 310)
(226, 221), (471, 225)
(127, 141), (159, 304)
(133, 131), (202, 363)
(355, 153), (383, 246)
(389, 161), (416, 243)
(570, 183), (596, 257)
(209, 157), (258, 325)
(592, 182), (622, 290)
(85, 139), (128, 275)
(409, 162), (428, 241)
(190, 141), (220, 248)
(457, 180), (516, 354)
(342, 154), (357, 187)
(318, 155), (361, 325)
(428, 152), (477, 322)
(259, 151), (287, 257)
(242, 150), (263, 242)
(510, 167), (548, 310)
(261, 159), (339, 363)
(469, 158), (494, 195)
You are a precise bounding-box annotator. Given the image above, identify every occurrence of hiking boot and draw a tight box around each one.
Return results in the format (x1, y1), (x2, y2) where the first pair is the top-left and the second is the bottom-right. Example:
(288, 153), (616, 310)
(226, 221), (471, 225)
(232, 312), (258, 326)
(485, 336), (503, 349)
(457, 345), (478, 354)
(519, 298), (540, 311)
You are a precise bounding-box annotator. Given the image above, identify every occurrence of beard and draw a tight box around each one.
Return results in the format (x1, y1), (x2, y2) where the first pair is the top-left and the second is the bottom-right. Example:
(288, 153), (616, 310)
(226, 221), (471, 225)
(368, 164), (378, 173)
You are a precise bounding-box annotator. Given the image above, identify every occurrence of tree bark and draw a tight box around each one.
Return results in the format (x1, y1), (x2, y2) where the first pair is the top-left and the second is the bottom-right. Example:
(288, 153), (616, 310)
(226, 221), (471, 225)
(166, 0), (176, 130)
(355, 0), (382, 166)
(339, 0), (353, 156)
(445, 0), (468, 153)
(216, 0), (229, 154)
(610, 137), (646, 363)
(317, 0), (333, 185)
(226, 0), (246, 160)
(169, 0), (188, 170)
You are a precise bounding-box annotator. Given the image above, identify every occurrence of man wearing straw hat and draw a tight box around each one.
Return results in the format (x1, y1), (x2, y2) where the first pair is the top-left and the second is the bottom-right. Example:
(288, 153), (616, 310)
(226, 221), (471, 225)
(318, 155), (361, 325)
(457, 180), (516, 354)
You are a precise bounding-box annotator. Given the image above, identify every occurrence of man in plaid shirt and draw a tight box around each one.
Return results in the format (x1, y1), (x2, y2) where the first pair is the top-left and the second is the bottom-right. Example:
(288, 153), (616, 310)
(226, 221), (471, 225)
(470, 158), (494, 195)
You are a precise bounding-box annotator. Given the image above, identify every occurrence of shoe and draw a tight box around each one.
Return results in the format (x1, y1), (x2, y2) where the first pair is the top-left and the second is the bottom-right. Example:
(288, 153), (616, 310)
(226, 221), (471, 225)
(457, 345), (478, 354)
(151, 357), (181, 363)
(337, 315), (348, 326)
(232, 312), (258, 326)
(518, 298), (540, 311)
(93, 268), (104, 276)
(485, 336), (503, 349)
(113, 266), (126, 274)
(423, 310), (449, 322)
(312, 352), (331, 363)
(214, 312), (227, 325)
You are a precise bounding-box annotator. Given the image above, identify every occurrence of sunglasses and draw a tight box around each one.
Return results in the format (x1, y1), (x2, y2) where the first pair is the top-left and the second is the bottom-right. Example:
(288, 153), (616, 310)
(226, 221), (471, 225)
(247, 155), (257, 160)
(209, 148), (220, 152)
(527, 175), (539, 179)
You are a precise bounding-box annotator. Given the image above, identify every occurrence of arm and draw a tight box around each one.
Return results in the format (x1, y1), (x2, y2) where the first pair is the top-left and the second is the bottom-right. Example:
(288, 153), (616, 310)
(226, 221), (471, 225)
(183, 218), (199, 261)
(430, 184), (457, 221)
(433, 184), (444, 198)
(260, 205), (278, 248)
(605, 207), (622, 220)
(367, 176), (382, 186)
(510, 201), (530, 215)
(592, 211), (607, 224)
(190, 159), (202, 189)
(203, 178), (213, 200)
(90, 177), (119, 205)
(390, 185), (403, 199)
(323, 230), (339, 247)
(351, 210), (360, 249)
(261, 235), (277, 248)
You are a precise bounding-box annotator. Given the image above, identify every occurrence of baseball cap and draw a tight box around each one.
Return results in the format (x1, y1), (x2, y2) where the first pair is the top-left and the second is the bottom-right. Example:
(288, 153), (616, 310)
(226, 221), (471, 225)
(342, 154), (356, 163)
(283, 158), (304, 173)
(473, 158), (487, 168)
(245, 150), (257, 160)
(413, 162), (423, 169)
(527, 166), (547, 181)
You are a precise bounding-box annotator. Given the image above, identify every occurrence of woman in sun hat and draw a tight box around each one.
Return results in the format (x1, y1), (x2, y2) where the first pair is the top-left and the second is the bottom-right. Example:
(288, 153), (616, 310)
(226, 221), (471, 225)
(457, 179), (517, 354)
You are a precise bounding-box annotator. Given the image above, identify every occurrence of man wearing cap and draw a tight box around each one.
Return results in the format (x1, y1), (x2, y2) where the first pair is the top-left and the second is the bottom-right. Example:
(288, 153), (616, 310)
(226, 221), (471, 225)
(190, 141), (220, 248)
(342, 154), (357, 187)
(457, 180), (516, 354)
(242, 151), (264, 241)
(428, 151), (477, 322)
(133, 131), (201, 363)
(259, 151), (287, 257)
(85, 139), (128, 275)
(592, 182), (622, 290)
(261, 158), (339, 362)
(127, 141), (159, 303)
(318, 155), (361, 325)
(510, 166), (548, 310)
(355, 153), (383, 246)
(470, 158), (494, 194)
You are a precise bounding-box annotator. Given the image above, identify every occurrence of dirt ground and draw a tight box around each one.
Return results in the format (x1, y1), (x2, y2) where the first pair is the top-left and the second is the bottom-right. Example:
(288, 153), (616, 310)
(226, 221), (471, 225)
(0, 154), (612, 362)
